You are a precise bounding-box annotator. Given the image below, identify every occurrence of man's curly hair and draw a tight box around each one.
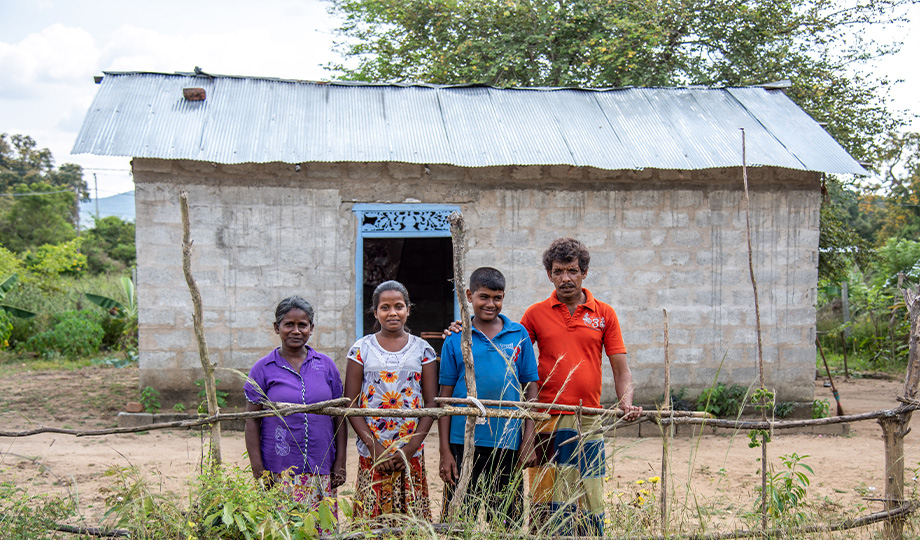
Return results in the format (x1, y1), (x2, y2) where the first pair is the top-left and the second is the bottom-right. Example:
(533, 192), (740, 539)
(542, 238), (590, 272)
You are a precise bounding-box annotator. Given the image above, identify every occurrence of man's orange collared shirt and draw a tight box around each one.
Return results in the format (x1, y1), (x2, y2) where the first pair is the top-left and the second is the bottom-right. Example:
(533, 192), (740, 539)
(520, 287), (627, 411)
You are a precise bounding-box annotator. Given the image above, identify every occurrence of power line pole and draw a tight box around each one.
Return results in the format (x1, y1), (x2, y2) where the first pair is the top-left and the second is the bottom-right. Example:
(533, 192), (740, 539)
(94, 172), (99, 220)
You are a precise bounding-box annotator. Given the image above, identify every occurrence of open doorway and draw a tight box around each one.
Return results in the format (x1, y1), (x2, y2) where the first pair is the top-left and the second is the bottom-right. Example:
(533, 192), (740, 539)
(362, 237), (454, 351)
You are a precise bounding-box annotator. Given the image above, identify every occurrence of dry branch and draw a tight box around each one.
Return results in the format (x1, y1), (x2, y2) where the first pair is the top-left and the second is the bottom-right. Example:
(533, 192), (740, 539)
(660, 308), (671, 537)
(434, 397), (711, 418)
(0, 398), (548, 438)
(447, 210), (477, 516)
(180, 190), (221, 467)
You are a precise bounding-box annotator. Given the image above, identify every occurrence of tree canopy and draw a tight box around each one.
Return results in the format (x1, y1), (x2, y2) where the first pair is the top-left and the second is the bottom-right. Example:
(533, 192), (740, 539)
(328, 0), (913, 162)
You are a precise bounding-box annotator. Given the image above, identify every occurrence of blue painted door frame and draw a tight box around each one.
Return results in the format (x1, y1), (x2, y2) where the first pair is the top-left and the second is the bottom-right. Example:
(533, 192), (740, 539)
(352, 203), (461, 340)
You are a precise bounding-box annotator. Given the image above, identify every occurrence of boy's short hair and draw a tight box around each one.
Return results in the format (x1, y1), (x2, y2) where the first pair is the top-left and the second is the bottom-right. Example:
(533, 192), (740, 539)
(469, 267), (505, 292)
(542, 238), (590, 272)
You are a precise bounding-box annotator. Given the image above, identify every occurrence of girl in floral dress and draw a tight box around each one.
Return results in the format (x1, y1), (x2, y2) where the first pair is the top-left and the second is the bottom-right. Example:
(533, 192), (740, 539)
(344, 280), (438, 522)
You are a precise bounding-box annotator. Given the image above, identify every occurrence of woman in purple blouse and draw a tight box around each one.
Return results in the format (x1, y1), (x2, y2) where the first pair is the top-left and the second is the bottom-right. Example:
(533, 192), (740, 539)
(244, 296), (346, 522)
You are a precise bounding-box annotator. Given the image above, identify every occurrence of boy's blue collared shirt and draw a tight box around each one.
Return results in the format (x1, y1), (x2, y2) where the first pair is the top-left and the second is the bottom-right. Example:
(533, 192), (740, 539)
(439, 313), (539, 450)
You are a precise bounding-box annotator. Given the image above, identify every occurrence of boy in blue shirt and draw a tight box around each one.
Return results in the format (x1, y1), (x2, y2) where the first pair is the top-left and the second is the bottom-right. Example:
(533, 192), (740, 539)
(438, 267), (539, 524)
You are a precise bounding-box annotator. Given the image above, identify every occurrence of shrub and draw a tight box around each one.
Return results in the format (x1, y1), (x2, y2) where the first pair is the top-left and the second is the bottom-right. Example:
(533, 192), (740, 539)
(696, 383), (747, 417)
(24, 312), (104, 359)
(0, 310), (11, 350)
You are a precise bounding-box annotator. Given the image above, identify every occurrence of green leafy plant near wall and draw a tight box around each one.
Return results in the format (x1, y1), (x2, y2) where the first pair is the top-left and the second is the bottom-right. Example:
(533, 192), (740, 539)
(697, 383), (748, 418)
(140, 386), (161, 414)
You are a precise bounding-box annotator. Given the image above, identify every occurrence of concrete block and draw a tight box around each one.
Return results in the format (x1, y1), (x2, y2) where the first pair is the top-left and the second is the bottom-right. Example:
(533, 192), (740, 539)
(673, 347), (705, 365)
(659, 212), (690, 228)
(671, 230), (703, 247)
(611, 230), (644, 248)
(670, 270), (704, 286)
(659, 251), (691, 267)
(623, 210), (655, 228)
(623, 250), (655, 265)
(495, 229), (532, 248)
(153, 413), (195, 424)
(117, 412), (154, 428)
(632, 271), (666, 286)
(629, 191), (660, 208)
(649, 229), (667, 247)
(584, 211), (612, 228)
(155, 330), (193, 350)
(139, 351), (179, 370)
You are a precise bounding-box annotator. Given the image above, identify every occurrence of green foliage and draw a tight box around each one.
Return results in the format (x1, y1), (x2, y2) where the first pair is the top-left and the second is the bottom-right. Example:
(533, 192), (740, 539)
(0, 182), (76, 253)
(85, 275), (138, 350)
(0, 309), (11, 350)
(819, 177), (873, 284)
(0, 245), (20, 277)
(329, 0), (908, 162)
(173, 402), (186, 412)
(812, 399), (830, 419)
(0, 274), (36, 319)
(140, 386), (161, 414)
(774, 402), (795, 419)
(0, 481), (77, 539)
(197, 378), (229, 413)
(102, 464), (342, 539)
(748, 428), (772, 448)
(82, 216), (136, 273)
(756, 453), (814, 524)
(23, 310), (104, 359)
(696, 383), (747, 418)
(24, 237), (86, 277)
(658, 387), (695, 411)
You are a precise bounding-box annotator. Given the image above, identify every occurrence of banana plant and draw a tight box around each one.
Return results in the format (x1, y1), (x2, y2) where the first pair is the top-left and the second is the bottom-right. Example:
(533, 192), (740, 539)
(0, 274), (36, 319)
(86, 276), (137, 317)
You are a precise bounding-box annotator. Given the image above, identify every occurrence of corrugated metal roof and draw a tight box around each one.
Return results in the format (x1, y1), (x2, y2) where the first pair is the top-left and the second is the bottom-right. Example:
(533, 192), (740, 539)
(72, 71), (866, 175)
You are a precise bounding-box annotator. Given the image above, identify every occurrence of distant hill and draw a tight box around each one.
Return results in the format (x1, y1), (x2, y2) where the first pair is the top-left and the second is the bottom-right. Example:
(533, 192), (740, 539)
(79, 191), (135, 227)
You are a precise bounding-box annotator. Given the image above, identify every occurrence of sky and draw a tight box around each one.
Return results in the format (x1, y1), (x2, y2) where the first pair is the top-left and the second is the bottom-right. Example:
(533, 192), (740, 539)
(0, 0), (918, 198)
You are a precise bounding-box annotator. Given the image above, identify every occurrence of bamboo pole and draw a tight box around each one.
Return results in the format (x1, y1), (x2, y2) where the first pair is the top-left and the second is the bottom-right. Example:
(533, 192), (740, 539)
(660, 308), (671, 537)
(180, 191), (220, 468)
(447, 211), (477, 516)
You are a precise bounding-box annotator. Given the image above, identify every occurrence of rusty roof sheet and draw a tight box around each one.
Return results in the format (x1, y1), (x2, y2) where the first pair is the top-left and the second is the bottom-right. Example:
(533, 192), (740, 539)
(72, 71), (866, 175)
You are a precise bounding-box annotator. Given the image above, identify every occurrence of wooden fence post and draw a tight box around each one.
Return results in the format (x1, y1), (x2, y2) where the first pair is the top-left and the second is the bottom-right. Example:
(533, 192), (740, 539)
(881, 276), (920, 540)
(180, 191), (221, 468)
(447, 212), (477, 516)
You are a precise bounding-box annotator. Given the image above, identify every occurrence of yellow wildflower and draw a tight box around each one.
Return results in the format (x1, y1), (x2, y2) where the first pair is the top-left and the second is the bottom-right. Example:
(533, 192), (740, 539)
(635, 479), (645, 485)
(649, 476), (660, 484)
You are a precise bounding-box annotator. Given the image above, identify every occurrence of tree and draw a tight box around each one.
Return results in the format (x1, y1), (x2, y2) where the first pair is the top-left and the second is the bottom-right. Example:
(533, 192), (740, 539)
(0, 133), (89, 198)
(0, 182), (76, 252)
(328, 0), (912, 162)
(82, 216), (137, 273)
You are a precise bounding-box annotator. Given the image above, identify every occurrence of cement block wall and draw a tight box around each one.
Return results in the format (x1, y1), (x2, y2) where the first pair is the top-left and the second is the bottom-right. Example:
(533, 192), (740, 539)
(133, 158), (820, 406)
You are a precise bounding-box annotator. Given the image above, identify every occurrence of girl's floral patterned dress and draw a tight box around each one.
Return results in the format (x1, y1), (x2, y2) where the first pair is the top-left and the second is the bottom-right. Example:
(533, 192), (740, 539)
(347, 333), (436, 521)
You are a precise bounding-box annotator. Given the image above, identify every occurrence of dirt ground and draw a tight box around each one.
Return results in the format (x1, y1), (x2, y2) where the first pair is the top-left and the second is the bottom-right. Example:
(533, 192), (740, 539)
(1, 364), (919, 534)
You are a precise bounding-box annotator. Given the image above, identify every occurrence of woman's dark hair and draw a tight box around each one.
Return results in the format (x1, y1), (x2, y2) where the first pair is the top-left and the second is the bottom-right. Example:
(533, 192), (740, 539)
(370, 280), (411, 332)
(542, 238), (591, 272)
(274, 296), (315, 326)
(469, 267), (505, 292)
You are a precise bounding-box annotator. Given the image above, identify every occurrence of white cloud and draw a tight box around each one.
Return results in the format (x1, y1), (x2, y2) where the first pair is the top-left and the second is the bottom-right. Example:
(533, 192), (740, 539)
(0, 23), (99, 97)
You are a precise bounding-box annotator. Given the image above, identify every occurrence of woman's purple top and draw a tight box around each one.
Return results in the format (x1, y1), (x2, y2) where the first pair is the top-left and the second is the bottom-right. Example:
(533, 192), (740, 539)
(244, 347), (343, 475)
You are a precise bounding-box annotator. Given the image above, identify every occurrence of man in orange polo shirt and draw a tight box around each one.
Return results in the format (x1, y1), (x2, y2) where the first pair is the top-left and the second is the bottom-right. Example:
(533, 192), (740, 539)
(520, 237), (642, 536)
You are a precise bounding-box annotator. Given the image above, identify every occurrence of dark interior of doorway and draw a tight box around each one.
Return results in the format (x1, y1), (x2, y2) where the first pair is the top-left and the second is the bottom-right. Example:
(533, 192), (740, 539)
(363, 237), (454, 353)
